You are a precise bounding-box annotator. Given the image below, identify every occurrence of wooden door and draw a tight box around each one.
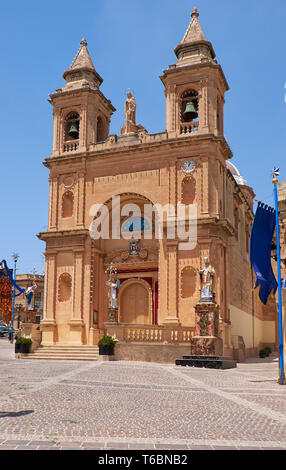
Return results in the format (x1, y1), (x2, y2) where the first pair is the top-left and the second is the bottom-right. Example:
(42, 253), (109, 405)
(120, 282), (150, 324)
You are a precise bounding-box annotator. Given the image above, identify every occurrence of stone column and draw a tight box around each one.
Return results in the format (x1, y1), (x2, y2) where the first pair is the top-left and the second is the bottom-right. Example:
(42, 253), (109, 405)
(48, 176), (59, 230)
(88, 247), (105, 345)
(41, 251), (57, 345)
(199, 79), (209, 134)
(69, 248), (85, 344)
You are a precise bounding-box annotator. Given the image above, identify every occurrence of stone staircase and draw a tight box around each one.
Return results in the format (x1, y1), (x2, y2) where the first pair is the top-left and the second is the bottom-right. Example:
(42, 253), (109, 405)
(20, 345), (99, 361)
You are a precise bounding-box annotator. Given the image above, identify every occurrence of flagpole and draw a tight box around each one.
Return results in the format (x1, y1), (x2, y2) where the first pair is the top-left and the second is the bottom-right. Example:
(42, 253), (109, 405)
(272, 174), (285, 385)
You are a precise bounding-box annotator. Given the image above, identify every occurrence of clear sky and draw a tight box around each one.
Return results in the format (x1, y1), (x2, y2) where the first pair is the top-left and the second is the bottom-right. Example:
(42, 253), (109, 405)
(0, 0), (286, 273)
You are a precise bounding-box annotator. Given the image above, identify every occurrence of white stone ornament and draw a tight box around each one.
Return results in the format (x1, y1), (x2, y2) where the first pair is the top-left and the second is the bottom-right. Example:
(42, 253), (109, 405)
(182, 160), (195, 174)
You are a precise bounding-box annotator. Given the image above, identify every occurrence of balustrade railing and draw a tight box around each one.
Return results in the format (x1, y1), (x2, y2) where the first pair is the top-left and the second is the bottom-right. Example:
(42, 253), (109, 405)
(180, 121), (199, 135)
(63, 141), (79, 152)
(121, 324), (195, 344)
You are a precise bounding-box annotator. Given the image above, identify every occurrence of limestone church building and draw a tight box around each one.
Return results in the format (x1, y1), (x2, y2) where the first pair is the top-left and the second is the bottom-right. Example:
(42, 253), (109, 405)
(38, 9), (277, 361)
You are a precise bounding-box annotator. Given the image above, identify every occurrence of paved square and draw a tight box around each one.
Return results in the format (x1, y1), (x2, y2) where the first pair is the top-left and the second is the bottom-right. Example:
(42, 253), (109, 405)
(0, 338), (285, 450)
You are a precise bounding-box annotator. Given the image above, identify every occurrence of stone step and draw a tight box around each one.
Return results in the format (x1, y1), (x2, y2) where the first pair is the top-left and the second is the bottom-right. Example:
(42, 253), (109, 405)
(19, 345), (99, 361)
(20, 354), (99, 361)
(31, 352), (99, 356)
(37, 345), (99, 349)
(36, 347), (99, 352)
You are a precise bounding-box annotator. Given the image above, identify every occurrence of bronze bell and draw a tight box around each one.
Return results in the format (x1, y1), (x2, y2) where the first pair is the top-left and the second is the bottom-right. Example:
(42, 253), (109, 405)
(68, 121), (79, 139)
(183, 101), (198, 121)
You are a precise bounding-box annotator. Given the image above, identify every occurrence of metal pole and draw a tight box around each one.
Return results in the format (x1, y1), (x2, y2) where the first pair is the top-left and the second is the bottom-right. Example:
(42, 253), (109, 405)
(10, 253), (19, 343)
(273, 179), (285, 385)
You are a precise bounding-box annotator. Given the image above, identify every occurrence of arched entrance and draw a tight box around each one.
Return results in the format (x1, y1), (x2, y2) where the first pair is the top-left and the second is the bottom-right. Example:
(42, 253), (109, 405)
(119, 279), (152, 325)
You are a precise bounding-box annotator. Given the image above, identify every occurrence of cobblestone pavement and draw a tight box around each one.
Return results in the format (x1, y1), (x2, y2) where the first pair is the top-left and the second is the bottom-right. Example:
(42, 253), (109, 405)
(0, 338), (286, 450)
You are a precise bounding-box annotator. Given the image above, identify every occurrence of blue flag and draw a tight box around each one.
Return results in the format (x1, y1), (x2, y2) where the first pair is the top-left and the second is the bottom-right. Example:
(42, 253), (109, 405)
(250, 202), (278, 305)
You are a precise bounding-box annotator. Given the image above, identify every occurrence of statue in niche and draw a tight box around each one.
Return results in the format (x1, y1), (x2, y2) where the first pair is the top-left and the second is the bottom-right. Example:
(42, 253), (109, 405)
(198, 257), (215, 303)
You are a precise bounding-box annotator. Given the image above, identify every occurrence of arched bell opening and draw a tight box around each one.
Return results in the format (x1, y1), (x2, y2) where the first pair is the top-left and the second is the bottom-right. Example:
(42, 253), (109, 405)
(180, 90), (199, 123)
(96, 116), (106, 142)
(64, 112), (80, 141)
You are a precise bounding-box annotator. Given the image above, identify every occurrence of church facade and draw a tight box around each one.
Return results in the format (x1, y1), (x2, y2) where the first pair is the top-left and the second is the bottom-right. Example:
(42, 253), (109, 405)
(38, 9), (276, 361)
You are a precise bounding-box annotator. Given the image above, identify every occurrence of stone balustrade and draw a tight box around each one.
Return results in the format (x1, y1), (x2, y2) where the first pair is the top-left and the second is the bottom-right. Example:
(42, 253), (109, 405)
(63, 141), (79, 152)
(104, 323), (195, 344)
(180, 121), (199, 135)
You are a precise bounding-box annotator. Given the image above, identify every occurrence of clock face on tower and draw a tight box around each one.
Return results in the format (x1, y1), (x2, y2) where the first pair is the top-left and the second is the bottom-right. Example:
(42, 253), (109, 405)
(182, 160), (195, 174)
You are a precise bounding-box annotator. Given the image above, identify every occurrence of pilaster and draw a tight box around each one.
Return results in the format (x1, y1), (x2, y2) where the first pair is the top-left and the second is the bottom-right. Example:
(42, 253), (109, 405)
(164, 241), (180, 325)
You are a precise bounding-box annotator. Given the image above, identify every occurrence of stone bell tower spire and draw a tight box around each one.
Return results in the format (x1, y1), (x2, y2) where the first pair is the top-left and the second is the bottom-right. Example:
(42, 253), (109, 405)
(49, 38), (115, 157)
(160, 7), (228, 138)
(174, 7), (216, 67)
(62, 38), (103, 91)
(181, 7), (206, 42)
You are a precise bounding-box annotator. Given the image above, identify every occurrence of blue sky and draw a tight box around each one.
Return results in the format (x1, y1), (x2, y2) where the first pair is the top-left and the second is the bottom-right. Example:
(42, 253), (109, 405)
(0, 0), (286, 273)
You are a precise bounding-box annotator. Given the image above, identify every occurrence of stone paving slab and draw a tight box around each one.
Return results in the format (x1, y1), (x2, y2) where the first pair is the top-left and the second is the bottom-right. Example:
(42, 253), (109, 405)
(0, 339), (286, 450)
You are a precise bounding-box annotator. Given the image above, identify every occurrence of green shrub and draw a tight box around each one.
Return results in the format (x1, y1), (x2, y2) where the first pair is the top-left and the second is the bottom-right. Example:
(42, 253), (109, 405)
(264, 347), (272, 356)
(259, 347), (272, 358)
(15, 337), (32, 345)
(98, 335), (117, 348)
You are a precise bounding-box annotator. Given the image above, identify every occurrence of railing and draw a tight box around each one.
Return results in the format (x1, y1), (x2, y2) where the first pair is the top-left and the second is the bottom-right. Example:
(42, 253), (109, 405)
(180, 121), (199, 135)
(120, 324), (195, 344)
(63, 141), (79, 152)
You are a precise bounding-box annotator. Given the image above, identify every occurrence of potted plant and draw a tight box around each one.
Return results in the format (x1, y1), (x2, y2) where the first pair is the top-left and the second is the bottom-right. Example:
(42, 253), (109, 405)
(15, 337), (22, 354)
(15, 337), (32, 354)
(259, 349), (267, 358)
(259, 347), (272, 358)
(98, 335), (118, 355)
(264, 347), (272, 357)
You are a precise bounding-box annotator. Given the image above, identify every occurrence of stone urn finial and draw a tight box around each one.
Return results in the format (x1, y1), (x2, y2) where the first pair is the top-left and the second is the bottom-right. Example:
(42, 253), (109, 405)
(191, 7), (199, 19)
(80, 38), (87, 47)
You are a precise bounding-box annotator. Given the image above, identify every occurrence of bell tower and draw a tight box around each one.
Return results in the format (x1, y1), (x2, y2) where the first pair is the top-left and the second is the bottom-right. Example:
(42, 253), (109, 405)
(161, 8), (228, 139)
(49, 38), (115, 157)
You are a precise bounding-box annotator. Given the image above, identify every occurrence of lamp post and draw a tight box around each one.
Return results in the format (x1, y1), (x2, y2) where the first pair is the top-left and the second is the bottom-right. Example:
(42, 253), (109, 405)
(10, 253), (19, 343)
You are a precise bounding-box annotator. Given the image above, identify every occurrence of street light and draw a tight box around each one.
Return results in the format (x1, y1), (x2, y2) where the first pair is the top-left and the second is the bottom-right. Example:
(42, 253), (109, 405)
(10, 253), (19, 343)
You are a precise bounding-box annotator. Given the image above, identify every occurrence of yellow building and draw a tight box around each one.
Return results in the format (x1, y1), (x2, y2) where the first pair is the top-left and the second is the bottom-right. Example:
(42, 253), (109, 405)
(38, 9), (276, 362)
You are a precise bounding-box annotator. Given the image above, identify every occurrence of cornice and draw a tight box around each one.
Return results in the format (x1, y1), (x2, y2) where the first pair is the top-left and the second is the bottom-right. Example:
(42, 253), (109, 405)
(160, 61), (229, 92)
(49, 87), (116, 112)
(43, 134), (233, 169)
(37, 228), (90, 241)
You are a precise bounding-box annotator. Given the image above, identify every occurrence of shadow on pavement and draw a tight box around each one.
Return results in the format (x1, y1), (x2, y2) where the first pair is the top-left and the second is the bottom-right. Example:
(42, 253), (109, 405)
(0, 410), (34, 418)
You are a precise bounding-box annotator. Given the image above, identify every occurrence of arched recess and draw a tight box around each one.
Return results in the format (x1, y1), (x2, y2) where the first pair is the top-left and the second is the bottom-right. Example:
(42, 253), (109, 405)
(181, 176), (196, 205)
(181, 267), (197, 299)
(62, 191), (74, 218)
(90, 192), (159, 242)
(58, 273), (72, 302)
(119, 278), (153, 325)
